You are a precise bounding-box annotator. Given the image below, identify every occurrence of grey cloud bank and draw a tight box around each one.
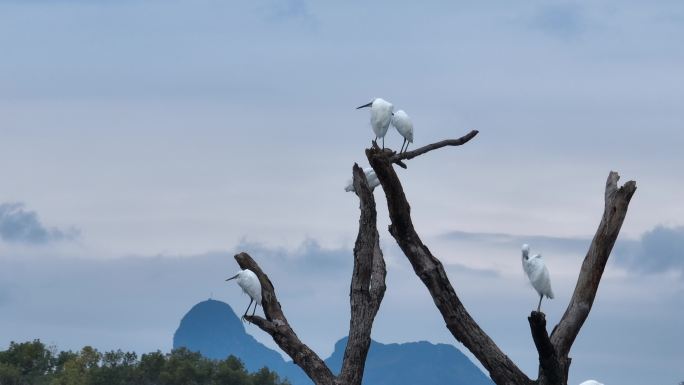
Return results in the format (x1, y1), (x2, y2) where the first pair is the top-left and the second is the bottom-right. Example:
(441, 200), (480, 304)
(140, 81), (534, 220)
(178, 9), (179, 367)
(617, 225), (684, 276)
(1, 225), (683, 385)
(530, 3), (586, 40)
(441, 226), (684, 279)
(0, 202), (79, 244)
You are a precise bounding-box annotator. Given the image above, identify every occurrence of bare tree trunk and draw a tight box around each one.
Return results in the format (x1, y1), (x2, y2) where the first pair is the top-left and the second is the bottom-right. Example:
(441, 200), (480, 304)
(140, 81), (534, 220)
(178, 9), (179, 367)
(338, 164), (387, 385)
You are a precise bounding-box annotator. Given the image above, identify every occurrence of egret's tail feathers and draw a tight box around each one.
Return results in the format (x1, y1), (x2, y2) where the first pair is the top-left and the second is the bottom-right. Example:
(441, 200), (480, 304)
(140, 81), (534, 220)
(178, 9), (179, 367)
(547, 289), (554, 299)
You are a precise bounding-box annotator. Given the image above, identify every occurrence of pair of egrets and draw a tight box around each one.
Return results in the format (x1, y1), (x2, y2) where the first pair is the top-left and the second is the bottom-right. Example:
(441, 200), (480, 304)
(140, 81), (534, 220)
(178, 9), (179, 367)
(357, 97), (414, 153)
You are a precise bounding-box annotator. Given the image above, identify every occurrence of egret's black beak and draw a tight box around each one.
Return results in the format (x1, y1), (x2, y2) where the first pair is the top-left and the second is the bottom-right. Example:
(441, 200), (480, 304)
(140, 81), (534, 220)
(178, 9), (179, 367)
(356, 102), (373, 109)
(226, 274), (239, 281)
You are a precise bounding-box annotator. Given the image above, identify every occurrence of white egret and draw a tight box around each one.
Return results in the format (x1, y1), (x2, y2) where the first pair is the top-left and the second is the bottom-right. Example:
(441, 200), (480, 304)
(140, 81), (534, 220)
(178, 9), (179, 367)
(579, 381), (604, 385)
(356, 98), (394, 148)
(226, 269), (262, 320)
(344, 167), (380, 192)
(391, 110), (413, 153)
(522, 244), (554, 312)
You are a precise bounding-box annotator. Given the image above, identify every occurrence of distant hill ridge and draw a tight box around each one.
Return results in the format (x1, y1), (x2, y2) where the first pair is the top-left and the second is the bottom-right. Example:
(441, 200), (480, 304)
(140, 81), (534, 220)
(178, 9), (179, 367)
(173, 299), (494, 385)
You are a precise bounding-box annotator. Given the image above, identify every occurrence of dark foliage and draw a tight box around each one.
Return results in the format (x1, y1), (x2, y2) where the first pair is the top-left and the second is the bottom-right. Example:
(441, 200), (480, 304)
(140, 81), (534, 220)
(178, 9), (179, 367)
(0, 340), (289, 385)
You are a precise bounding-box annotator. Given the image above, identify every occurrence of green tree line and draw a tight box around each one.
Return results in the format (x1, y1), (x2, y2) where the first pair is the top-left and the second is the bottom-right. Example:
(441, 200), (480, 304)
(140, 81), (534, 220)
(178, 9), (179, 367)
(0, 340), (290, 385)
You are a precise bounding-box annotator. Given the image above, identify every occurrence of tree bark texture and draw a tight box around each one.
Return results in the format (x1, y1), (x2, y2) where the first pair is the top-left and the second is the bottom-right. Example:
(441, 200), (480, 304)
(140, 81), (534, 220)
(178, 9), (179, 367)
(338, 164), (387, 385)
(528, 312), (562, 385)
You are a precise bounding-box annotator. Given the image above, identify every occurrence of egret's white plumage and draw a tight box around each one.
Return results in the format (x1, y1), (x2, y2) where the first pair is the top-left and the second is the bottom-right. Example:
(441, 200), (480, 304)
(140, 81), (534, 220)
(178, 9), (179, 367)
(357, 98), (394, 148)
(391, 110), (413, 153)
(344, 167), (380, 192)
(579, 381), (604, 385)
(226, 269), (262, 320)
(522, 244), (554, 312)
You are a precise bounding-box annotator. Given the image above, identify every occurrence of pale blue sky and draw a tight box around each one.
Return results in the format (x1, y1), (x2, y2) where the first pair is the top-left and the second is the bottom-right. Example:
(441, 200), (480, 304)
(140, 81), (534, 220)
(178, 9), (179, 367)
(1, 1), (683, 385)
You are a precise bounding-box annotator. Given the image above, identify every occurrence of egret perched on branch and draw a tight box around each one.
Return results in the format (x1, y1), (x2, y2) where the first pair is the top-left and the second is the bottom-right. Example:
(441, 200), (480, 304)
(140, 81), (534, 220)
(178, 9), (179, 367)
(521, 244), (554, 312)
(356, 98), (393, 148)
(226, 269), (262, 321)
(579, 381), (604, 385)
(391, 110), (413, 153)
(344, 167), (380, 192)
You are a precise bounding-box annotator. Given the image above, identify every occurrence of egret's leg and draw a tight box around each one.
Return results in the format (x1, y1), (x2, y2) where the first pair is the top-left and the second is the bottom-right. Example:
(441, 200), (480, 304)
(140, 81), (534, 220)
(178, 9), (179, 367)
(252, 302), (258, 316)
(243, 299), (253, 319)
(537, 294), (543, 312)
(404, 142), (409, 153)
(382, 136), (385, 149)
(400, 139), (406, 153)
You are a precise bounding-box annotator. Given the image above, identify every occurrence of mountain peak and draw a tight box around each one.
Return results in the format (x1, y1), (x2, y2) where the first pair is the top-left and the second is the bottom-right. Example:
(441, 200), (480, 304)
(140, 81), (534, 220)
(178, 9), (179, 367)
(174, 300), (493, 385)
(173, 299), (288, 374)
(174, 299), (246, 347)
(327, 337), (493, 385)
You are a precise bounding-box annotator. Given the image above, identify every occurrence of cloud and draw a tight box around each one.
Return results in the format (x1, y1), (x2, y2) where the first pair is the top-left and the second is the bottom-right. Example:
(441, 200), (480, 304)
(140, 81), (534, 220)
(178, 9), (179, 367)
(529, 3), (586, 39)
(439, 230), (591, 254)
(0, 202), (79, 245)
(440, 225), (683, 279)
(614, 225), (684, 276)
(235, 237), (351, 273)
(446, 262), (500, 278)
(269, 0), (314, 21)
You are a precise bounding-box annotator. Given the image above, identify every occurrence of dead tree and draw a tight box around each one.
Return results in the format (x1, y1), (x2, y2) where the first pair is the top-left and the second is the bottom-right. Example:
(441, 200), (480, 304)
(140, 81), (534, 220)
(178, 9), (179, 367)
(234, 130), (636, 385)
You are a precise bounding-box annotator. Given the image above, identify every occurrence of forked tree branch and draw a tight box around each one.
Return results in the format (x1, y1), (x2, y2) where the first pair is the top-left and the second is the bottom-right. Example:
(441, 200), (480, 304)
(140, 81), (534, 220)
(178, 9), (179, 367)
(550, 171), (637, 357)
(236, 253), (336, 385)
(237, 164), (387, 385)
(366, 133), (533, 385)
